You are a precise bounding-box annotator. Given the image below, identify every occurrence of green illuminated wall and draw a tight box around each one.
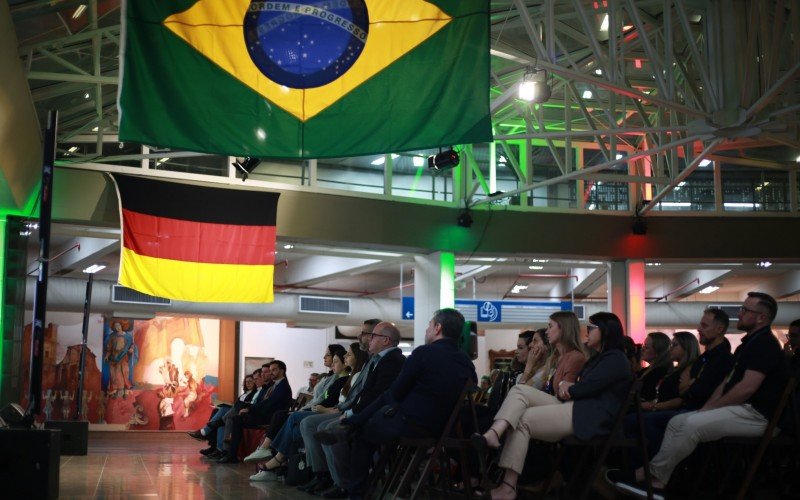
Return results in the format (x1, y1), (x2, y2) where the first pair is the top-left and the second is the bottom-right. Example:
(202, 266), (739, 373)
(0, 188), (40, 406)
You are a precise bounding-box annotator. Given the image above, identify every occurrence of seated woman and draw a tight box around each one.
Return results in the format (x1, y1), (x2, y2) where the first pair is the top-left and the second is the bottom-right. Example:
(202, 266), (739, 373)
(478, 312), (631, 500)
(638, 332), (673, 402)
(243, 344), (345, 463)
(250, 343), (367, 480)
(516, 328), (551, 389)
(623, 331), (700, 462)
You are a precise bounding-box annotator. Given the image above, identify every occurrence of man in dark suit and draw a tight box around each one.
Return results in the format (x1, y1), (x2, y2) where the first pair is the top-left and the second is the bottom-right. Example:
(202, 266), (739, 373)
(345, 308), (478, 499)
(218, 360), (292, 463)
(299, 321), (406, 496)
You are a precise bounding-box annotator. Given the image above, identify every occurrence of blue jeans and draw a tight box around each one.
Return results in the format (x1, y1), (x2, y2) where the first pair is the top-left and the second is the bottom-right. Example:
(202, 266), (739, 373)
(272, 411), (316, 455)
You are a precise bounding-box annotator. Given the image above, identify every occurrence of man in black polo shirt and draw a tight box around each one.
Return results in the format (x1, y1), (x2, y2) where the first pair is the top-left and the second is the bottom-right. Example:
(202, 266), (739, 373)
(619, 292), (788, 497)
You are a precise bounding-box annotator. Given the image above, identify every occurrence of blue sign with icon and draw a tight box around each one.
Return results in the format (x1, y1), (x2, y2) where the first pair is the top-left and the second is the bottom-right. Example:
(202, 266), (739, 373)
(400, 298), (572, 323)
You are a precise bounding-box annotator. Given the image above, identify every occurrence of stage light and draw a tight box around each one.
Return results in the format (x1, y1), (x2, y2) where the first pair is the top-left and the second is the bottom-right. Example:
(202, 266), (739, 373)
(233, 156), (261, 181)
(518, 67), (551, 103)
(632, 216), (647, 235)
(428, 149), (460, 170)
(457, 209), (473, 228)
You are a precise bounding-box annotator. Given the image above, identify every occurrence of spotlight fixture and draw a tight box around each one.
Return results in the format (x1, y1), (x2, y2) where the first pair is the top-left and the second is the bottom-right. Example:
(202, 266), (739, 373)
(428, 149), (460, 170)
(632, 216), (647, 235)
(518, 67), (551, 103)
(232, 156), (261, 181)
(457, 209), (473, 228)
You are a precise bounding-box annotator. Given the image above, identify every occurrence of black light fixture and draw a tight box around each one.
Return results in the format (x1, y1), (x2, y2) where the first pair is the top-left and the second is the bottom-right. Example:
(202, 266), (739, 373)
(457, 209), (473, 228)
(428, 149), (460, 170)
(632, 216), (647, 235)
(518, 67), (551, 103)
(232, 156), (261, 181)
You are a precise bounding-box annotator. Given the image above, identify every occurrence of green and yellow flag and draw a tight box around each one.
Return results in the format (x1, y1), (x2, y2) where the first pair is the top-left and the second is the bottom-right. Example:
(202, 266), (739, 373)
(118, 0), (492, 158)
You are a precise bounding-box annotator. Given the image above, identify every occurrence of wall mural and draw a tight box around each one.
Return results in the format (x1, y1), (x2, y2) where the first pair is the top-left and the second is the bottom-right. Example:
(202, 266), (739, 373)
(21, 314), (220, 430)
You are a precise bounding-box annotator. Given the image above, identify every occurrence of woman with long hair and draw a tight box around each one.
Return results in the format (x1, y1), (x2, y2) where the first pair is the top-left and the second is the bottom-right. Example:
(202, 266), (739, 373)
(478, 312), (632, 500)
(517, 329), (551, 389)
(251, 349), (352, 478)
(639, 332), (673, 402)
(314, 342), (368, 413)
(641, 331), (700, 412)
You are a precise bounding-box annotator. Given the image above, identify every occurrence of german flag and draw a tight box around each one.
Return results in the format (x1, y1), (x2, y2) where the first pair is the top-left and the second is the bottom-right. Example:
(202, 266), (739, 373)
(111, 174), (279, 303)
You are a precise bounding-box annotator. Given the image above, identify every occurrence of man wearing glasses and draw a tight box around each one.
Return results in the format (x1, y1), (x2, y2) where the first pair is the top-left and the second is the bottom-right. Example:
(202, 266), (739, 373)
(297, 320), (405, 496)
(618, 292), (789, 499)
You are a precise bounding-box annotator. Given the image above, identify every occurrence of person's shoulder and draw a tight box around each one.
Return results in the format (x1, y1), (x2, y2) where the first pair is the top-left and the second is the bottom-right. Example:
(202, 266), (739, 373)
(564, 350), (588, 362)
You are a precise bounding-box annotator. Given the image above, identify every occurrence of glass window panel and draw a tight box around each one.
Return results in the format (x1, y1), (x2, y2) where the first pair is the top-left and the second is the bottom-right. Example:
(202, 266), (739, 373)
(317, 156), (384, 194)
(241, 159), (307, 185)
(651, 159), (715, 211)
(721, 164), (789, 212)
(153, 154), (229, 177)
(583, 149), (628, 211)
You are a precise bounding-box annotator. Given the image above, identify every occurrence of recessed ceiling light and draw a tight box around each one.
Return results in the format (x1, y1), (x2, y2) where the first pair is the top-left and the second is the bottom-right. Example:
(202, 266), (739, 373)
(370, 157), (385, 166)
(698, 285), (719, 294)
(83, 264), (106, 274)
(283, 244), (294, 250)
(582, 90), (593, 99)
(528, 265), (544, 270)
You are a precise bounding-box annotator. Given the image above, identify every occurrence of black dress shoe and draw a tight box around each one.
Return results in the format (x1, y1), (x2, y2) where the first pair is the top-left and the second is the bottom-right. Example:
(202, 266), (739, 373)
(199, 446), (215, 456)
(311, 477), (334, 494)
(209, 449), (225, 460)
(319, 485), (348, 498)
(187, 430), (205, 440)
(217, 455), (238, 464)
(296, 476), (319, 492)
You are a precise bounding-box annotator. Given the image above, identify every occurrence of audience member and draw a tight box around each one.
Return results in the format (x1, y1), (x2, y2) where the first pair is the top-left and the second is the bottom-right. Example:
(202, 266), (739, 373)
(248, 348), (355, 480)
(784, 318), (800, 374)
(218, 360), (293, 463)
(616, 292), (789, 498)
(481, 311), (632, 500)
(516, 328), (551, 389)
(622, 336), (642, 375)
(345, 309), (477, 499)
(616, 309), (734, 473)
(640, 331), (699, 412)
(297, 373), (320, 398)
(295, 320), (405, 496)
(188, 372), (256, 450)
(638, 332), (672, 401)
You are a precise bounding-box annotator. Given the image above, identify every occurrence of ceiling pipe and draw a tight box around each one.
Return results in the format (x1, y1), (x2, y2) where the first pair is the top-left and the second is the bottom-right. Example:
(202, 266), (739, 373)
(653, 278), (701, 302)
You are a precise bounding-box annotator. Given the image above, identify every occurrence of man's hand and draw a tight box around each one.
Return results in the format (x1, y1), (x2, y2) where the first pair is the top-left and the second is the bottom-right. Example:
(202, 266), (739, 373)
(239, 408), (249, 414)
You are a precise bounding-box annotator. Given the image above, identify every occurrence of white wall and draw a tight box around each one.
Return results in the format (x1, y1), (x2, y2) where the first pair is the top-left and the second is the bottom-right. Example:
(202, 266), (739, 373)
(25, 310), (105, 369)
(240, 322), (344, 396)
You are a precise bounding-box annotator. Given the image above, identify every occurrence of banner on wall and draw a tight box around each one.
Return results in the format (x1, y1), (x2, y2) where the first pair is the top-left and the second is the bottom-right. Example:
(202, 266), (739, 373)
(111, 174), (279, 303)
(117, 0), (492, 158)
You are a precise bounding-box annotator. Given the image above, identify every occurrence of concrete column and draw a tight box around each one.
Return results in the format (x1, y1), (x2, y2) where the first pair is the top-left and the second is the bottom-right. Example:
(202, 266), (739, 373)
(607, 260), (646, 342)
(413, 252), (455, 347)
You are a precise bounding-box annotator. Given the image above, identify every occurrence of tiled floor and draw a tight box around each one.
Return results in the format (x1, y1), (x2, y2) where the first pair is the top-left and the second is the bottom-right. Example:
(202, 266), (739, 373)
(59, 432), (317, 499)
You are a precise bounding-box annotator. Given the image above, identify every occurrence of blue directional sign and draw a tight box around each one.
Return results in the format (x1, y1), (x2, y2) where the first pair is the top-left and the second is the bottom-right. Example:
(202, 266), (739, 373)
(400, 297), (572, 323)
(401, 296), (415, 320)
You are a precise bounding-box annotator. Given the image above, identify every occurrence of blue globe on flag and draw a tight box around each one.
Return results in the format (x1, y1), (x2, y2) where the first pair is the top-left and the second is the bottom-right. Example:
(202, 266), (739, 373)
(244, 0), (370, 89)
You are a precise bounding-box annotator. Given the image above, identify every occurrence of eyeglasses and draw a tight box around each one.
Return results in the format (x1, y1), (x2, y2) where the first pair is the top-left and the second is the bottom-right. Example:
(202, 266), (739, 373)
(360, 331), (372, 336)
(371, 333), (390, 340)
(739, 306), (765, 316)
(586, 324), (599, 331)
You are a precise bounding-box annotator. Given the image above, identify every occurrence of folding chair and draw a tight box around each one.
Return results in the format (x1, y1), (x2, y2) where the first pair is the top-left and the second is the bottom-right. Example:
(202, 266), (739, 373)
(543, 379), (653, 500)
(366, 379), (484, 499)
(718, 376), (798, 500)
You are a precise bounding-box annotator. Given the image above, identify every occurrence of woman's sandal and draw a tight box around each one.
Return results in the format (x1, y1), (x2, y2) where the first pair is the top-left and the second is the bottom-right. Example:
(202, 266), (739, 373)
(484, 480), (516, 499)
(470, 427), (502, 451)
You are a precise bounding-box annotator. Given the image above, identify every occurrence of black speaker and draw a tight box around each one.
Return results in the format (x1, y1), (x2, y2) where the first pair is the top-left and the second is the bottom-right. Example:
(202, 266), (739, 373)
(0, 428), (60, 499)
(45, 420), (89, 455)
(0, 403), (26, 427)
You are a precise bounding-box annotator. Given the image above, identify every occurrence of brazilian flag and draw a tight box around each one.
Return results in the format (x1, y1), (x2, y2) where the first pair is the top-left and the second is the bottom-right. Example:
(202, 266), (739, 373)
(118, 0), (492, 158)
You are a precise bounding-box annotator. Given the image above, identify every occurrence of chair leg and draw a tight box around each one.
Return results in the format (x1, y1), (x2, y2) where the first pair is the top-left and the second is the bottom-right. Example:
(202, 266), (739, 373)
(392, 446), (428, 500)
(384, 445), (413, 498)
(540, 443), (566, 497)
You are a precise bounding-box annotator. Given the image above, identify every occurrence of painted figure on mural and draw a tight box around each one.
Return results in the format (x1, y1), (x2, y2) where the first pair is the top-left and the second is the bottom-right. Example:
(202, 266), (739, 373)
(104, 320), (138, 398)
(182, 370), (198, 417)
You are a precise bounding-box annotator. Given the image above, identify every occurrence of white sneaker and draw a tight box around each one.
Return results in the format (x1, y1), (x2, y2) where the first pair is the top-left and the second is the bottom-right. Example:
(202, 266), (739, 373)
(249, 469), (279, 482)
(243, 448), (273, 463)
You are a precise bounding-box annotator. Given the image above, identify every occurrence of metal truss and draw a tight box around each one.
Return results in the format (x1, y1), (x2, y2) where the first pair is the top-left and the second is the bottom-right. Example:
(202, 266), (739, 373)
(11, 0), (800, 216)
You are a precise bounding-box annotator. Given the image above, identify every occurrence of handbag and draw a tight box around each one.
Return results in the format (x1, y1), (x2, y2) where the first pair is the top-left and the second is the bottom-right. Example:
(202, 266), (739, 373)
(284, 452), (313, 486)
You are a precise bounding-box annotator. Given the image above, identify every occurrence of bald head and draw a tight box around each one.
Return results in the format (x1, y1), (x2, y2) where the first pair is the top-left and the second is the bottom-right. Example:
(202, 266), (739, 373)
(368, 321), (401, 355)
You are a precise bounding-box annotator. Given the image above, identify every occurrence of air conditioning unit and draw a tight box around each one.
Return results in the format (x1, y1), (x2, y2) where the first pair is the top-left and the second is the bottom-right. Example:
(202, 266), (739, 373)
(298, 295), (350, 315)
(112, 285), (171, 306)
